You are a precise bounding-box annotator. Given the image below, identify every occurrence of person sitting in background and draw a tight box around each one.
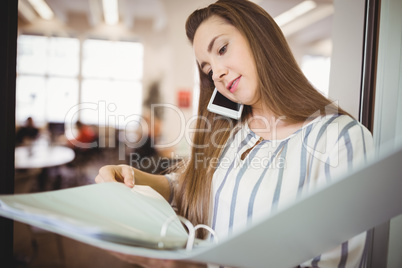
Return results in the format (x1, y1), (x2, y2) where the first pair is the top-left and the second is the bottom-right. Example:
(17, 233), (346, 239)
(16, 117), (39, 146)
(68, 120), (97, 151)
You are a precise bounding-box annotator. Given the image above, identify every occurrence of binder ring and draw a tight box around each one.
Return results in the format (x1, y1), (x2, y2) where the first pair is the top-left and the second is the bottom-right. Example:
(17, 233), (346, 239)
(160, 215), (218, 251)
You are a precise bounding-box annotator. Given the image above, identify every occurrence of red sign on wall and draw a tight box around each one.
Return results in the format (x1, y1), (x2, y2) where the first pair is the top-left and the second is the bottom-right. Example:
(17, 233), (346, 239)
(177, 90), (191, 108)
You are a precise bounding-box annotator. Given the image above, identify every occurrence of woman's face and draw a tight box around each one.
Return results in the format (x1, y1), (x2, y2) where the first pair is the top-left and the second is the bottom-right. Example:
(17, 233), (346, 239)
(193, 16), (260, 106)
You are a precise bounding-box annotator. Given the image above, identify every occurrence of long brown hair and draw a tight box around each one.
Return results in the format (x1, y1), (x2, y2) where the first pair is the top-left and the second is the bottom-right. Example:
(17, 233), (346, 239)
(175, 0), (350, 238)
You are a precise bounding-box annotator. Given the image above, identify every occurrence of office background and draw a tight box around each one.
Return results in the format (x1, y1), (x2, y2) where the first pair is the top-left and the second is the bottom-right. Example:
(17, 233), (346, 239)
(1, 0), (401, 267)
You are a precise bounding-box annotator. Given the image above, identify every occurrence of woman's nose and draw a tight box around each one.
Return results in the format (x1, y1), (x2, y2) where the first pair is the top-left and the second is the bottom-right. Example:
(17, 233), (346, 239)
(212, 65), (228, 81)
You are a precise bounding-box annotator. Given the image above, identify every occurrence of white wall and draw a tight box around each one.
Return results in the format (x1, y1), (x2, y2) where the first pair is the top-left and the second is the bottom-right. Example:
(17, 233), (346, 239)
(328, 0), (366, 118)
(154, 0), (213, 156)
(372, 0), (402, 267)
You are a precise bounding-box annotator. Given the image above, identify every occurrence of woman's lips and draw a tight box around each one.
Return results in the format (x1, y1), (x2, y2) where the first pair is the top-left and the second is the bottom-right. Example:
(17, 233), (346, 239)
(228, 76), (241, 93)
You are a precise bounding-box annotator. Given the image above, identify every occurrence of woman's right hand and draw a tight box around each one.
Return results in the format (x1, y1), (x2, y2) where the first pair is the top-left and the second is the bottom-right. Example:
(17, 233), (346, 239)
(95, 164), (135, 188)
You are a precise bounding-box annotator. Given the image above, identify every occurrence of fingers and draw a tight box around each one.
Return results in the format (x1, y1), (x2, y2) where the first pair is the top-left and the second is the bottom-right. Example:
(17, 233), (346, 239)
(94, 165), (135, 188)
(118, 164), (135, 187)
(94, 174), (104, 184)
(95, 165), (122, 184)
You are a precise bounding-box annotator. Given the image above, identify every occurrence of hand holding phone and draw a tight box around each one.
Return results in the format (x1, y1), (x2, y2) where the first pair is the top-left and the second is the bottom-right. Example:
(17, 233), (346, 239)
(207, 88), (244, 120)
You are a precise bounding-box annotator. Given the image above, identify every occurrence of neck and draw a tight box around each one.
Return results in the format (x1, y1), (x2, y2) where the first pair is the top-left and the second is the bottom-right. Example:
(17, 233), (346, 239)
(247, 105), (305, 140)
(247, 105), (282, 139)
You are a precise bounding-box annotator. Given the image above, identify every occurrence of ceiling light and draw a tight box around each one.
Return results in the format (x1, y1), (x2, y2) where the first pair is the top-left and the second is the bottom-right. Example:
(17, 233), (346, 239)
(27, 0), (54, 20)
(274, 0), (317, 27)
(102, 0), (119, 25)
(280, 4), (334, 37)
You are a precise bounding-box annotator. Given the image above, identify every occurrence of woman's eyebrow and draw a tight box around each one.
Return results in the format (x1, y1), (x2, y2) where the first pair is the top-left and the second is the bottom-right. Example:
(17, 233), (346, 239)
(200, 34), (223, 70)
(208, 35), (222, 53)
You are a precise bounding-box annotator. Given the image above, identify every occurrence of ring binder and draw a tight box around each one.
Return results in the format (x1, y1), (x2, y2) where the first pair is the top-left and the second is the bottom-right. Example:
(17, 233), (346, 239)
(194, 224), (218, 243)
(161, 215), (219, 251)
(2, 144), (401, 268)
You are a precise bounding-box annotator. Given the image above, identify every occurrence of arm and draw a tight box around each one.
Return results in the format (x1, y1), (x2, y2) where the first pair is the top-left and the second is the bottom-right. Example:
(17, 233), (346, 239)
(95, 164), (171, 202)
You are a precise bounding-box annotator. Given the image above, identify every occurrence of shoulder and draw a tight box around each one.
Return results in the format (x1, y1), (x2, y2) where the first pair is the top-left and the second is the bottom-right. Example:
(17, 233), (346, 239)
(310, 114), (372, 142)
(302, 114), (374, 160)
(311, 115), (374, 162)
(330, 115), (372, 145)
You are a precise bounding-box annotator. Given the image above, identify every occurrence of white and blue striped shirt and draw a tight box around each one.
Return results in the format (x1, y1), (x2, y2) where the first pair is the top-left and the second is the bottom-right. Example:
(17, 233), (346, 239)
(208, 114), (373, 268)
(168, 114), (373, 267)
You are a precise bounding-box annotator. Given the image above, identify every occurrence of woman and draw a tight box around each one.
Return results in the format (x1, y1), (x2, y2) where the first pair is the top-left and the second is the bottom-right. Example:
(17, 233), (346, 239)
(96, 0), (373, 267)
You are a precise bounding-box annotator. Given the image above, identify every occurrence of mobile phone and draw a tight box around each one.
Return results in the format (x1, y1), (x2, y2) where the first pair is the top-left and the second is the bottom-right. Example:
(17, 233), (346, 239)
(207, 88), (244, 120)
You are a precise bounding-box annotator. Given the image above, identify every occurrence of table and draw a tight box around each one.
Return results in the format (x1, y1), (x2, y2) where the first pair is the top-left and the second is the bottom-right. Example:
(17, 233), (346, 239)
(15, 145), (75, 191)
(15, 145), (75, 170)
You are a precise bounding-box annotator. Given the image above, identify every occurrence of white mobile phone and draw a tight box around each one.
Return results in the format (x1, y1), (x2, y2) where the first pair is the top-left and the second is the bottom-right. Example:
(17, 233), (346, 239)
(207, 88), (244, 120)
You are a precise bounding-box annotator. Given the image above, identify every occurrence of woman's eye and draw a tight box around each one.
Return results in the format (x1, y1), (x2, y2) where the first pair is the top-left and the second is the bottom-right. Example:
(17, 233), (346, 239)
(218, 45), (227, 55)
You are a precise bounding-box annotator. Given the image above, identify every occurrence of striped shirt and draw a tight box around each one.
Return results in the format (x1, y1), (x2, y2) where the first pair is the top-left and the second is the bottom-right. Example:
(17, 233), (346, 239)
(167, 114), (373, 267)
(208, 114), (373, 268)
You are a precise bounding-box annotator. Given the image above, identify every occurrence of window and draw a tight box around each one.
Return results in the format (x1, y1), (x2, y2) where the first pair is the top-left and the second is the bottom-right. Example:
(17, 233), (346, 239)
(301, 55), (331, 97)
(16, 35), (144, 129)
(81, 39), (143, 129)
(16, 35), (79, 126)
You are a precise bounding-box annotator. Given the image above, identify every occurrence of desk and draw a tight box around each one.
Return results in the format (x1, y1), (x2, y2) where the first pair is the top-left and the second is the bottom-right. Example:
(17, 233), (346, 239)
(15, 145), (75, 169)
(15, 145), (75, 191)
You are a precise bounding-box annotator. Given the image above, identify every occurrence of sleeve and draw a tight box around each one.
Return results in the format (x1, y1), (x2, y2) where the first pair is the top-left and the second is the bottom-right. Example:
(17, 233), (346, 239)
(300, 119), (374, 268)
(164, 173), (179, 206)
